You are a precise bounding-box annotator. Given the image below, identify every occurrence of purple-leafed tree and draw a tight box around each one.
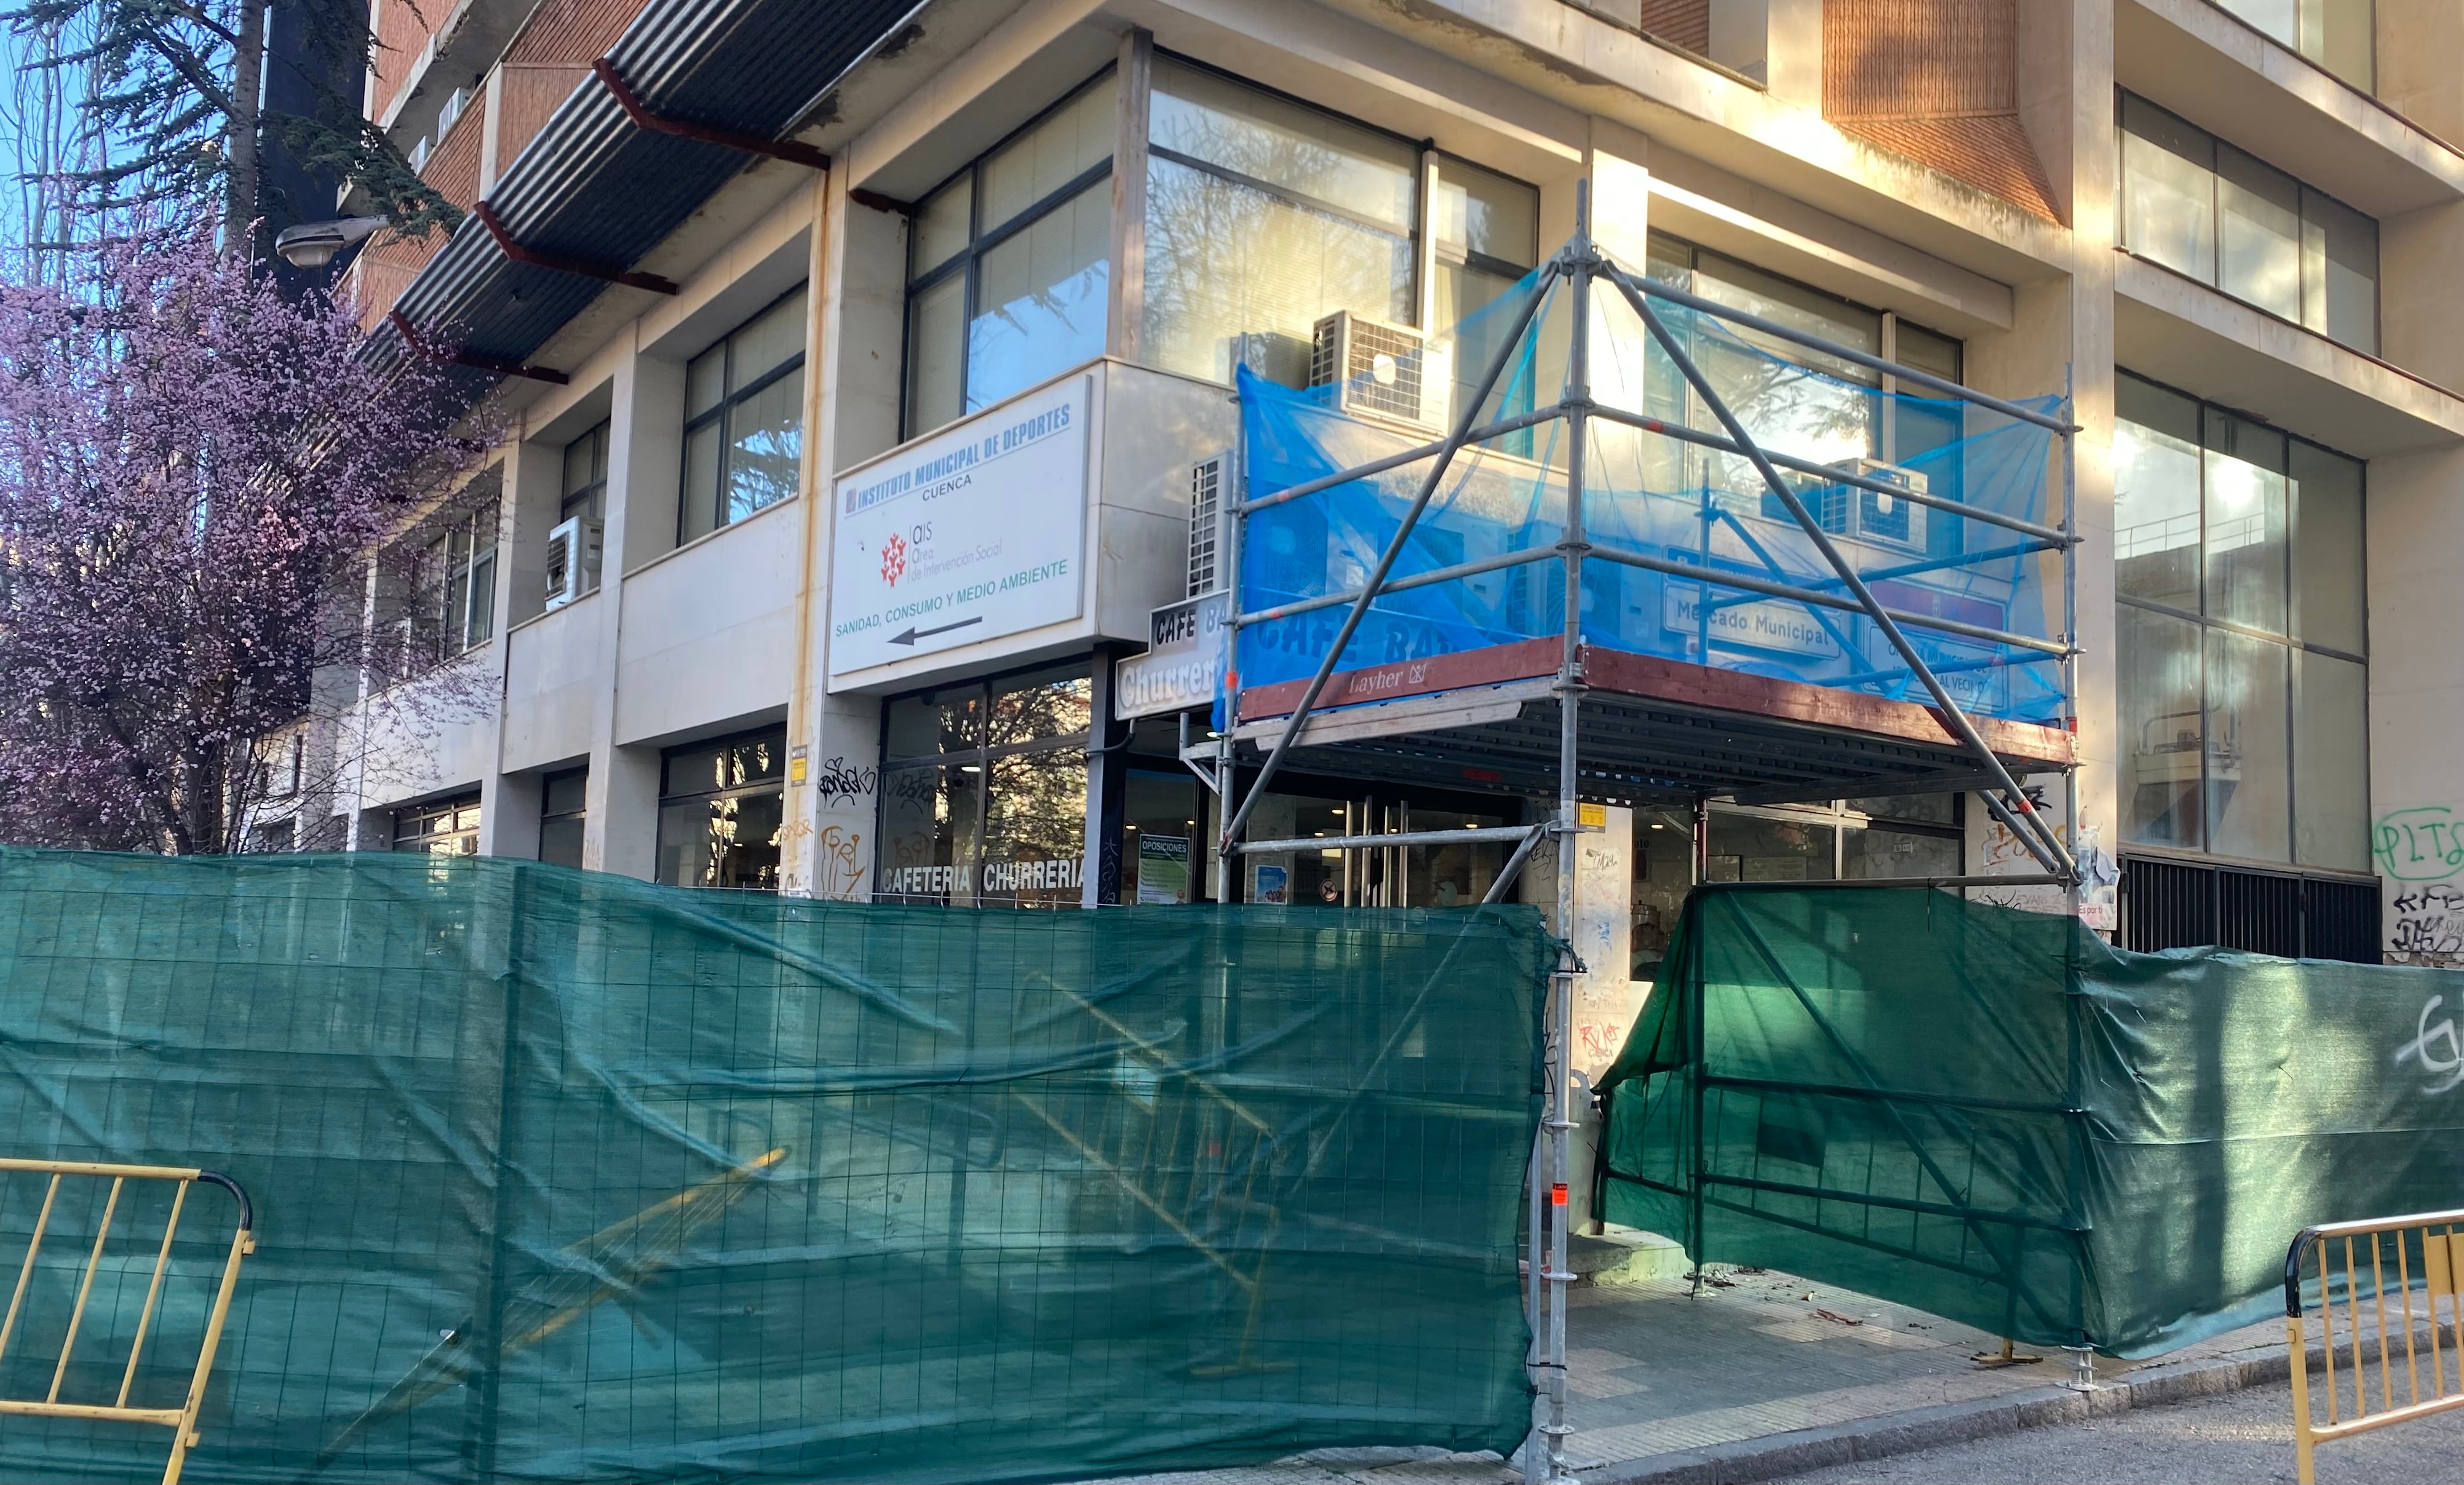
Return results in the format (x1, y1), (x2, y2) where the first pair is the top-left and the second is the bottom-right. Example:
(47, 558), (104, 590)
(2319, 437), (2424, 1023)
(0, 221), (494, 853)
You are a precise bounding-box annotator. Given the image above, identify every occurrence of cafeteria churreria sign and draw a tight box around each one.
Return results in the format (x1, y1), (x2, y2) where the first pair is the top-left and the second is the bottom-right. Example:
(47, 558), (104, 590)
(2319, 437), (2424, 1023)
(828, 376), (1089, 682)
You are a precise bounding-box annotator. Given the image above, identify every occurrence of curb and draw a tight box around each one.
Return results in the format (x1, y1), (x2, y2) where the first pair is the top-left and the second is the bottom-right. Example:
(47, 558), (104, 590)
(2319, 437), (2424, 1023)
(1577, 1339), (2295, 1484)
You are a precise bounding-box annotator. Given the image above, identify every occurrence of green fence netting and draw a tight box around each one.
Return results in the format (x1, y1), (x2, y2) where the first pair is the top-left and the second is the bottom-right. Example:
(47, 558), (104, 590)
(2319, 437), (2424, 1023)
(0, 847), (1548, 1483)
(1600, 884), (2464, 1359)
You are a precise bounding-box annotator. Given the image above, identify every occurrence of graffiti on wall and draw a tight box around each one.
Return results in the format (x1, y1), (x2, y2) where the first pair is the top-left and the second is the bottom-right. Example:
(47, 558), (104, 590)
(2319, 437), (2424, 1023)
(2377, 807), (2464, 964)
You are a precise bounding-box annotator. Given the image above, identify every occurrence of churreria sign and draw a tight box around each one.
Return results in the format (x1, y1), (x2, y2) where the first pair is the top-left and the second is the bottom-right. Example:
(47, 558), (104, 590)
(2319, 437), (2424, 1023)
(829, 376), (1091, 681)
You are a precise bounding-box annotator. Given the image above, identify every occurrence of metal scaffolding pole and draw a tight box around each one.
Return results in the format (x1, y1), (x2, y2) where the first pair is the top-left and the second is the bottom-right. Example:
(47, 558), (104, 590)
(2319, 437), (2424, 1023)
(1535, 194), (1595, 1485)
(1603, 263), (2077, 882)
(1193, 219), (2083, 1481)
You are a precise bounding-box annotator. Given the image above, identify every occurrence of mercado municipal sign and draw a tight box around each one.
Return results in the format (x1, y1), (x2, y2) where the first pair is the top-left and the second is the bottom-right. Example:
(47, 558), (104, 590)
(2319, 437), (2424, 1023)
(829, 376), (1090, 683)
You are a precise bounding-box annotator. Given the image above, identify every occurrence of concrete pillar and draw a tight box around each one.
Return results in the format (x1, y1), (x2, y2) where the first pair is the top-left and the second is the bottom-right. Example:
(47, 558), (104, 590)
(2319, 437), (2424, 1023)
(782, 155), (904, 898)
(578, 340), (683, 879)
(2363, 445), (2464, 965)
(475, 435), (558, 859)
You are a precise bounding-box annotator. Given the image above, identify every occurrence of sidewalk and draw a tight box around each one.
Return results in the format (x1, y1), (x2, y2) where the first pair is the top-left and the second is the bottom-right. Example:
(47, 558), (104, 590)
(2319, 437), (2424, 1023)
(1108, 1241), (2287, 1485)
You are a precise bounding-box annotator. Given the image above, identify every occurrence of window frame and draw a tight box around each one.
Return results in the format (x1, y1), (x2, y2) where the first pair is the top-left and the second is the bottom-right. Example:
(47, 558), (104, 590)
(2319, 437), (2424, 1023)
(654, 726), (789, 891)
(875, 660), (1095, 907)
(2113, 368), (2371, 874)
(410, 496), (498, 666)
(560, 420), (609, 526)
(394, 793), (482, 855)
(678, 285), (809, 545)
(2116, 89), (2380, 354)
(901, 67), (1121, 439)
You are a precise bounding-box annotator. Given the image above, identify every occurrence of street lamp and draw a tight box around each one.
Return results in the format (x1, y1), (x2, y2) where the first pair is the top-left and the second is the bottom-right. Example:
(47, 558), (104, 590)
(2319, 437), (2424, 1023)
(273, 215), (388, 269)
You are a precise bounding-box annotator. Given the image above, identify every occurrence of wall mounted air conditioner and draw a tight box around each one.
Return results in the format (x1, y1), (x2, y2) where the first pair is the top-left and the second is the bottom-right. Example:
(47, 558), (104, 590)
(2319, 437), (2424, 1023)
(544, 517), (603, 611)
(1826, 459), (1929, 553)
(1309, 312), (1452, 432)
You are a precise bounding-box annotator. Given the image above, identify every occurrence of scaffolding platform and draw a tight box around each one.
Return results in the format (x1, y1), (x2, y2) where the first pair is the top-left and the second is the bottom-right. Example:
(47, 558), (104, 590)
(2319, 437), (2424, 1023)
(1231, 638), (2074, 807)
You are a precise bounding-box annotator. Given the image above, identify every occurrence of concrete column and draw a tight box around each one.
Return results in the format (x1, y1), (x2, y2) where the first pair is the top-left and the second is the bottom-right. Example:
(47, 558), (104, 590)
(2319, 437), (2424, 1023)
(2363, 445), (2464, 965)
(578, 339), (683, 879)
(782, 156), (904, 898)
(475, 435), (558, 860)
(1762, 0), (1823, 111)
(1083, 643), (1133, 906)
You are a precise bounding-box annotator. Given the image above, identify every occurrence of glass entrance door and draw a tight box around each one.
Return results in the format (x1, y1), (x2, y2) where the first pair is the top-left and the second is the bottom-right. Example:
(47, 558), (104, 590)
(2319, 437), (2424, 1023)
(1242, 791), (1514, 906)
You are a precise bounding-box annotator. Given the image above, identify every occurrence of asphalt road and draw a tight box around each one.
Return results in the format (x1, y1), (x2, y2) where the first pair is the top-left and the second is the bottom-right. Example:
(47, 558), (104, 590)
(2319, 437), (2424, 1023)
(1771, 1377), (2464, 1484)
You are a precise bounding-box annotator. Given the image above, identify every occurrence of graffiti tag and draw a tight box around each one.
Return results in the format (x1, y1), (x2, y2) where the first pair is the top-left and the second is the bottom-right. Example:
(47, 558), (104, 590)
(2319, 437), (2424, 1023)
(2394, 994), (2464, 1095)
(812, 755), (878, 807)
(2375, 806), (2464, 882)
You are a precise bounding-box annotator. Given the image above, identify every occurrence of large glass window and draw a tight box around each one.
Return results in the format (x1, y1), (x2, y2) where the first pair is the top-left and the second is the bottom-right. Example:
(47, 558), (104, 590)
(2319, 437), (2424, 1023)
(539, 767), (586, 870)
(905, 73), (1116, 436)
(2213, 0), (2374, 92)
(2115, 371), (2369, 871)
(876, 663), (1092, 908)
(410, 496), (498, 665)
(561, 421), (608, 526)
(1643, 236), (1963, 542)
(1142, 60), (1420, 387)
(395, 794), (480, 855)
(682, 287), (807, 543)
(2118, 93), (2378, 354)
(1629, 798), (1960, 980)
(655, 728), (785, 890)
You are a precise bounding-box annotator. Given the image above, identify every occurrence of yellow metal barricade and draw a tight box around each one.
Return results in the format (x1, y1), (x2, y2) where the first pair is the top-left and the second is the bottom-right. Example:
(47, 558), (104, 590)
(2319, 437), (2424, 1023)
(0, 1158), (254, 1485)
(2286, 1209), (2464, 1484)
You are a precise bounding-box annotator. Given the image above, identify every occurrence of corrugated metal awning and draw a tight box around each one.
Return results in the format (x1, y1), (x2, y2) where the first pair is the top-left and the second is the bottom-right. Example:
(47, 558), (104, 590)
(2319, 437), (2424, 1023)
(381, 0), (923, 374)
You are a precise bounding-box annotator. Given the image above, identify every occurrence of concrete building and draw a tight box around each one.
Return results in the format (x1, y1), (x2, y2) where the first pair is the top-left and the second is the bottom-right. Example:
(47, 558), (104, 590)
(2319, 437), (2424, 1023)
(258, 0), (2464, 1026)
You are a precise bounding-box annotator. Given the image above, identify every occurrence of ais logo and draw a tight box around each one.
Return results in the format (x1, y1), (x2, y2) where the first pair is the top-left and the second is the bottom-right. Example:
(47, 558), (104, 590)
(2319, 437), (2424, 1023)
(880, 531), (907, 587)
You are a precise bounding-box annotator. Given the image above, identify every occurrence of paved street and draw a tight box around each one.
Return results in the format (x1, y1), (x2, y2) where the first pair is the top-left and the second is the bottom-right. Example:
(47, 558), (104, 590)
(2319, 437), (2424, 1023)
(1770, 1375), (2464, 1484)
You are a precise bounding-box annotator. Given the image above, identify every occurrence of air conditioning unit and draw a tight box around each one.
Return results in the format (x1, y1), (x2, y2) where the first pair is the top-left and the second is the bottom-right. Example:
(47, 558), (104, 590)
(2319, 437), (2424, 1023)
(544, 517), (602, 611)
(1827, 458), (1929, 553)
(1309, 312), (1452, 431)
(1187, 453), (1227, 597)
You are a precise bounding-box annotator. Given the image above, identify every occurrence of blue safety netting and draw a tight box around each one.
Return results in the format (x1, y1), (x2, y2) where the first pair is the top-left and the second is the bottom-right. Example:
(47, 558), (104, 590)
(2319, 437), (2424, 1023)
(1236, 265), (2067, 724)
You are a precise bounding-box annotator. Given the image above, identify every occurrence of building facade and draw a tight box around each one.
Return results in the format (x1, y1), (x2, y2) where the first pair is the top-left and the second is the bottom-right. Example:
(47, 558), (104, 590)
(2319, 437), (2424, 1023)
(261, 0), (2464, 1008)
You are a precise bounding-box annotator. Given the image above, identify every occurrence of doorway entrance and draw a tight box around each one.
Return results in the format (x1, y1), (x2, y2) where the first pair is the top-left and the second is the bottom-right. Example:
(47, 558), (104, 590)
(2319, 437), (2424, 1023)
(1235, 785), (1521, 906)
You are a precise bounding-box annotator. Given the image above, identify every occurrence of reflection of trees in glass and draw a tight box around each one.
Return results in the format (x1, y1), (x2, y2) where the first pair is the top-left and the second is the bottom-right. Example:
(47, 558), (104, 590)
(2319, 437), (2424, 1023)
(1142, 106), (1414, 382)
(983, 752), (1086, 908)
(988, 673), (1092, 748)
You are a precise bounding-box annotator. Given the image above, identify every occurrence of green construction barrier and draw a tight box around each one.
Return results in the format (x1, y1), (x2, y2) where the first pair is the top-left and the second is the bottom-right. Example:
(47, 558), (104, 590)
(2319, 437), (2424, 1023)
(1600, 884), (2464, 1358)
(0, 847), (1546, 1483)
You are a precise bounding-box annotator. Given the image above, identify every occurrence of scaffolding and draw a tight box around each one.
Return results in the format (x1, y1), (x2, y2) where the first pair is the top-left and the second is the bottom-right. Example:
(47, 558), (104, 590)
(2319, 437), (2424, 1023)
(1190, 190), (2082, 1481)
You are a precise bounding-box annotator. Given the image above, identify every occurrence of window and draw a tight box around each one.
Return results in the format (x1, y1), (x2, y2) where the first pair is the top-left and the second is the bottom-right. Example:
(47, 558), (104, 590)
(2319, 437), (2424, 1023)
(1629, 798), (1961, 979)
(539, 767), (586, 870)
(1142, 60), (1421, 387)
(906, 73), (1117, 436)
(1433, 155), (1542, 442)
(1643, 236), (1964, 529)
(2118, 92), (2379, 354)
(2212, 0), (2374, 93)
(561, 421), (608, 526)
(682, 287), (807, 543)
(877, 663), (1091, 908)
(411, 497), (498, 664)
(244, 818), (296, 853)
(2114, 371), (2369, 871)
(395, 794), (480, 855)
(656, 729), (785, 890)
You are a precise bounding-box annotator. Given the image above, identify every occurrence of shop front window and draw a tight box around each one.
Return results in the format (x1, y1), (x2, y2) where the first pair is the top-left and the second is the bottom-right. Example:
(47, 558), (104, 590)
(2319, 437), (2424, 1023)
(2115, 371), (2369, 871)
(656, 728), (785, 890)
(877, 664), (1092, 908)
(1630, 798), (1960, 980)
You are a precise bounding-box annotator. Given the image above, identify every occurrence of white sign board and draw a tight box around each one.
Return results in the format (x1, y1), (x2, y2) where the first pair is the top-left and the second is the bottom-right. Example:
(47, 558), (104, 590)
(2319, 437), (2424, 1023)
(1663, 579), (1843, 660)
(1115, 592), (1229, 719)
(829, 376), (1089, 681)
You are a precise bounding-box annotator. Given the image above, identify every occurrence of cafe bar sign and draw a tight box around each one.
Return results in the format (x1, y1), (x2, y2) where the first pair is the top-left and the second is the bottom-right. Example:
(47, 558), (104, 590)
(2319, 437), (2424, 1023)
(1115, 590), (1228, 719)
(828, 376), (1091, 684)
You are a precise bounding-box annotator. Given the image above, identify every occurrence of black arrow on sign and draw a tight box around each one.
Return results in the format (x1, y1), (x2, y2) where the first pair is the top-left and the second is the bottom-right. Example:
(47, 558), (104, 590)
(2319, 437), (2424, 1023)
(889, 616), (984, 646)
